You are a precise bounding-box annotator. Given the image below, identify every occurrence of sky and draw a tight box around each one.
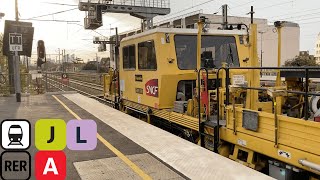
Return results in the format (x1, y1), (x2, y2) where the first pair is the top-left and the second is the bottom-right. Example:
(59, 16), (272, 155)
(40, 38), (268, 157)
(1, 0), (320, 63)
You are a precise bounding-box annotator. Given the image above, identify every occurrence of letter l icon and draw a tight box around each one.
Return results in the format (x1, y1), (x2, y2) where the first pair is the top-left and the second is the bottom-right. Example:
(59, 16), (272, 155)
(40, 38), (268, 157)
(76, 127), (87, 144)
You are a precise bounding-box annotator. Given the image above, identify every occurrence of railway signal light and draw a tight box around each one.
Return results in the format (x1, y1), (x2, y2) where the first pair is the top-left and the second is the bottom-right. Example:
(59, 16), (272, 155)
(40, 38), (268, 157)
(37, 40), (46, 67)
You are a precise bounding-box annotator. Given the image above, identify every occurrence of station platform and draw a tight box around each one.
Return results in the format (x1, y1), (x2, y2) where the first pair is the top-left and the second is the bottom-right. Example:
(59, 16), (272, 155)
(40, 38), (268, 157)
(0, 93), (273, 180)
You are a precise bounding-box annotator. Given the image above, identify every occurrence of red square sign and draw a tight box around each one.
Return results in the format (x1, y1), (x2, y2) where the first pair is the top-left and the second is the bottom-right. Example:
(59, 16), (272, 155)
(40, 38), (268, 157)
(35, 151), (66, 180)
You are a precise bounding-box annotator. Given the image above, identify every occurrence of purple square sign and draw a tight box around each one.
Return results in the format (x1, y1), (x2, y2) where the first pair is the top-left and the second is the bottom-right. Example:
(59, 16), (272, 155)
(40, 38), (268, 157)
(67, 120), (97, 150)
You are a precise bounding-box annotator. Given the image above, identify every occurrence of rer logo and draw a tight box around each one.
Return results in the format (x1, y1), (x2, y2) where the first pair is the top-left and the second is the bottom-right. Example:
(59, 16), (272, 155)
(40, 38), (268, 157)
(35, 151), (66, 180)
(35, 119), (97, 151)
(1, 151), (31, 180)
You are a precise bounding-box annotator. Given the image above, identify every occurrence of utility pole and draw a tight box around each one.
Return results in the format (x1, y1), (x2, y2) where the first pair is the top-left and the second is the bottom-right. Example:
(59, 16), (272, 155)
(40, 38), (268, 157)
(222, 4), (228, 30)
(15, 0), (19, 21)
(63, 49), (66, 72)
(96, 53), (99, 73)
(58, 48), (61, 71)
(259, 31), (265, 77)
(14, 0), (21, 102)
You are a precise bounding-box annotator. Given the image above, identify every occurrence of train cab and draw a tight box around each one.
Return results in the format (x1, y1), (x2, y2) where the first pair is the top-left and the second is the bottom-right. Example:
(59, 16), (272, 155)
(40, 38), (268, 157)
(118, 28), (249, 112)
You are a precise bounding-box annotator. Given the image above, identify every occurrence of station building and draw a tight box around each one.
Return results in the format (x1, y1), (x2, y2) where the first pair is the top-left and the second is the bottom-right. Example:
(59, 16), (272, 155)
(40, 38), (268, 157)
(315, 33), (320, 64)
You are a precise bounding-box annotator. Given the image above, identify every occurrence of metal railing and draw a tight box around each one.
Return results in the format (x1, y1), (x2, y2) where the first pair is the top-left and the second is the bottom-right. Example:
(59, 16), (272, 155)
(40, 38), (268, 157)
(197, 66), (320, 152)
(217, 67), (320, 121)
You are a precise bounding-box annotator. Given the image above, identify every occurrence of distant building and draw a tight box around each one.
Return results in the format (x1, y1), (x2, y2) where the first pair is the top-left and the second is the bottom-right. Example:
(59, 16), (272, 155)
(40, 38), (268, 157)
(299, 51), (314, 59)
(315, 33), (320, 64)
(299, 51), (310, 56)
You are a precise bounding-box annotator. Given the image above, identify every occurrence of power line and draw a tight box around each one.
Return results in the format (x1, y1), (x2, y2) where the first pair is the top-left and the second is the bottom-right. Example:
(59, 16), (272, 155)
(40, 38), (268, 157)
(231, 0), (293, 16)
(67, 23), (110, 39)
(274, 12), (320, 22)
(156, 0), (216, 22)
(229, 0), (256, 10)
(42, 2), (77, 6)
(267, 7), (320, 19)
(255, 0), (293, 10)
(25, 8), (78, 19)
(20, 19), (80, 23)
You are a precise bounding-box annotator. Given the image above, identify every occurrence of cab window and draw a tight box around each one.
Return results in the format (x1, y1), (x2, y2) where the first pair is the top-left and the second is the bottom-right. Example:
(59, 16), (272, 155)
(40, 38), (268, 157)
(123, 45), (136, 70)
(138, 40), (157, 70)
(175, 35), (240, 70)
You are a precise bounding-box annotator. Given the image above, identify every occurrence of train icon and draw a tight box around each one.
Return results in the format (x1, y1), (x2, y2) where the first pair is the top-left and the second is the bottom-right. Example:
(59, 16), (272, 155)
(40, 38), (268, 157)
(1, 119), (30, 150)
(8, 125), (23, 146)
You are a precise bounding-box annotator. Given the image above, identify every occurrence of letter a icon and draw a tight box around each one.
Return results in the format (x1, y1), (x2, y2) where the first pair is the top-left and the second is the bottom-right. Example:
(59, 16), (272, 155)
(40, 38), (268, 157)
(35, 151), (66, 180)
(43, 158), (58, 175)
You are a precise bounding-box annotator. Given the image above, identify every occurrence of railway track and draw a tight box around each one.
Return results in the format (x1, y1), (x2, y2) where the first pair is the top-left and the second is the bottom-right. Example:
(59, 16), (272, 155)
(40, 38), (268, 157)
(69, 78), (103, 91)
(44, 73), (104, 97)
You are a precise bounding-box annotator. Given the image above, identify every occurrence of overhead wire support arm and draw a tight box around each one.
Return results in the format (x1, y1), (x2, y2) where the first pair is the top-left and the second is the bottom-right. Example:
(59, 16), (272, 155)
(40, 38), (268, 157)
(78, 0), (170, 31)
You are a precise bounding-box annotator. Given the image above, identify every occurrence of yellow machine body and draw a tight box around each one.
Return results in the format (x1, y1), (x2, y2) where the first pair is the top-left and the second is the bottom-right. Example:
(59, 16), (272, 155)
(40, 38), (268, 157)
(102, 26), (320, 178)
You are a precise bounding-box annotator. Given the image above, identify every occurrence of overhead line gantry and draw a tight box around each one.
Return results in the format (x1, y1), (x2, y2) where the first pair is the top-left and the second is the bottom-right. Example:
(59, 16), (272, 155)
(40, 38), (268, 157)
(78, 0), (170, 31)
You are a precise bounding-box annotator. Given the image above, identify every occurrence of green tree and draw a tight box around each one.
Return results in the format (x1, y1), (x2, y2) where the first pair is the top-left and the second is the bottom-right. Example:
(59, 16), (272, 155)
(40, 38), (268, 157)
(0, 33), (8, 73)
(284, 54), (318, 66)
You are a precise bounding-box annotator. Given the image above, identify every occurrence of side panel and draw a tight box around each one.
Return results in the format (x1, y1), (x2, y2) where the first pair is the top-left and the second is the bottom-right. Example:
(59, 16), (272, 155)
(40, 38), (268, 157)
(223, 107), (320, 174)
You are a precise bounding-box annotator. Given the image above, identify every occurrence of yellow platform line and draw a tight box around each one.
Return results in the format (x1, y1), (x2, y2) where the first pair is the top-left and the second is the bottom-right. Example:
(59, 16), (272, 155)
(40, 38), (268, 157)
(52, 95), (152, 180)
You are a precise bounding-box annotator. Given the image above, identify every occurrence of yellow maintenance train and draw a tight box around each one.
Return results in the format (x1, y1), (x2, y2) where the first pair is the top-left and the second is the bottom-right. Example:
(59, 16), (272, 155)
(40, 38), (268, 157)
(102, 17), (320, 179)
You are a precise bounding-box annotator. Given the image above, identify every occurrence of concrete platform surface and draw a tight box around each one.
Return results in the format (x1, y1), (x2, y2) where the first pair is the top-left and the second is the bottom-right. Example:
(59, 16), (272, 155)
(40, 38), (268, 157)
(64, 93), (274, 180)
(0, 95), (186, 180)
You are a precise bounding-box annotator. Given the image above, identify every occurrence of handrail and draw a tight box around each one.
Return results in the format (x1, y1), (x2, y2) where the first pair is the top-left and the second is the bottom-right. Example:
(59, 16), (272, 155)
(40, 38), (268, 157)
(215, 67), (227, 153)
(224, 66), (320, 120)
(197, 68), (208, 148)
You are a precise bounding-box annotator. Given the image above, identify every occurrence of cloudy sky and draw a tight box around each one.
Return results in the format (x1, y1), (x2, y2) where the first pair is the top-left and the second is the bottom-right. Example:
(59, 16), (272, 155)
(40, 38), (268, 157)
(1, 0), (320, 63)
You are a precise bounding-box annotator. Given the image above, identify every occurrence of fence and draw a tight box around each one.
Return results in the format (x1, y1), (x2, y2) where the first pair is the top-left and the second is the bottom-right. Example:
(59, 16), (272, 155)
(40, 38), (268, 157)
(0, 73), (32, 96)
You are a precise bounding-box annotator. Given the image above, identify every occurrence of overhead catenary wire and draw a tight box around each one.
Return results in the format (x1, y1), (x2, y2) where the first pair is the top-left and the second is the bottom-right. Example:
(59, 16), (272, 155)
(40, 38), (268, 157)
(25, 8), (78, 19)
(155, 0), (216, 22)
(20, 19), (80, 23)
(255, 0), (294, 10)
(42, 2), (78, 6)
(67, 23), (109, 39)
(267, 7), (320, 19)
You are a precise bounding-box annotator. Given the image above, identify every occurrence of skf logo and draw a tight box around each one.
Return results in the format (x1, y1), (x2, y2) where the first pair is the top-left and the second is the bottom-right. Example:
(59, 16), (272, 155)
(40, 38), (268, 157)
(145, 79), (159, 97)
(35, 151), (66, 180)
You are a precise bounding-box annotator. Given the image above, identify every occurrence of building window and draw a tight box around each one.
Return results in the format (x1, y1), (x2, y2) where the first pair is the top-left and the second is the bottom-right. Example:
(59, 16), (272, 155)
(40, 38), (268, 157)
(122, 45), (136, 70)
(138, 40), (157, 70)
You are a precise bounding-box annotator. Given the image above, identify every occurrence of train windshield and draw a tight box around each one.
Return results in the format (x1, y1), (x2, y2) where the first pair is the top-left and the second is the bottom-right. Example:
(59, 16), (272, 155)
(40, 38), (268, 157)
(174, 35), (240, 70)
(9, 127), (22, 134)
